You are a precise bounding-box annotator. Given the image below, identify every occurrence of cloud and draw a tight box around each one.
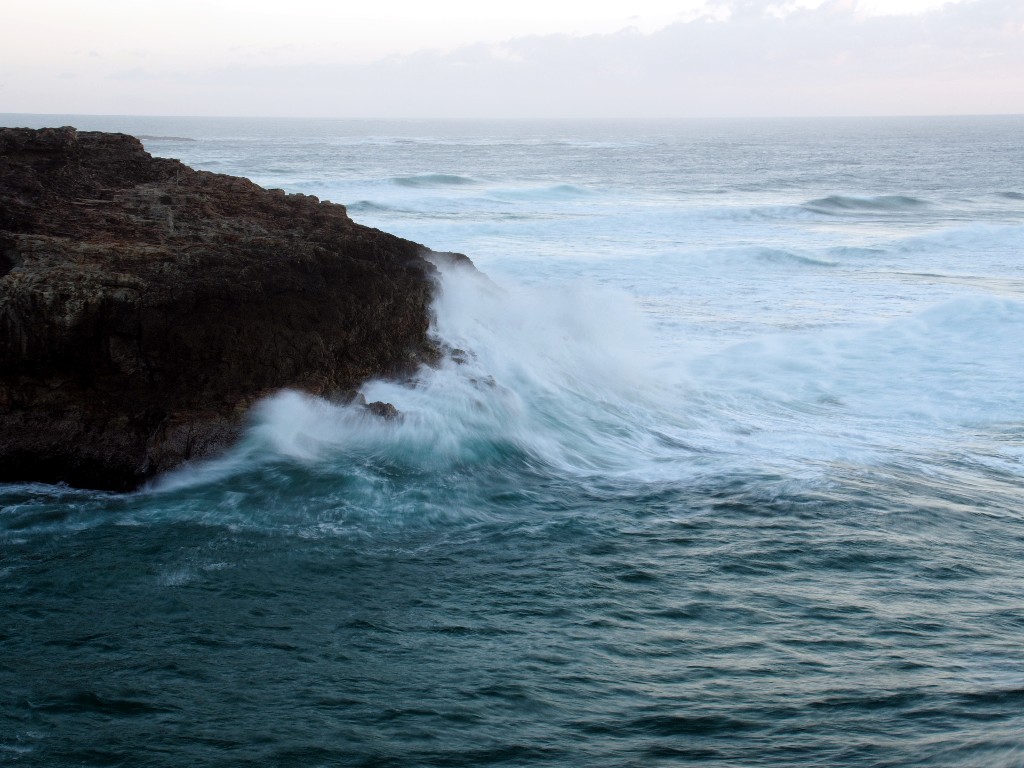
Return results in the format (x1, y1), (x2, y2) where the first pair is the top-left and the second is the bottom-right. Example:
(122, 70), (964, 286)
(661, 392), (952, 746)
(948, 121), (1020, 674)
(3, 0), (1020, 117)
(244, 0), (1021, 117)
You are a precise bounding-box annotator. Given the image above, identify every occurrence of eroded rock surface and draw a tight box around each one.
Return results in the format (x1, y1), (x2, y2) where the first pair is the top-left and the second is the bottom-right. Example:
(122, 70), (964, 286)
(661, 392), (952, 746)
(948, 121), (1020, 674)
(0, 126), (468, 489)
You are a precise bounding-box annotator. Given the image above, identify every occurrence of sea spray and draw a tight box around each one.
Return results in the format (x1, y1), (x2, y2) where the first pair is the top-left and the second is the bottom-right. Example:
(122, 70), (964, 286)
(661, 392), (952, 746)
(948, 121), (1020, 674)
(155, 260), (1024, 507)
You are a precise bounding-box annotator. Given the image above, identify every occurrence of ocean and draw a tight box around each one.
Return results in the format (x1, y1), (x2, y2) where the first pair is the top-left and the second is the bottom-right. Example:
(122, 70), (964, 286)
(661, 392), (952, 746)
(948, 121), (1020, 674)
(2, 114), (1024, 766)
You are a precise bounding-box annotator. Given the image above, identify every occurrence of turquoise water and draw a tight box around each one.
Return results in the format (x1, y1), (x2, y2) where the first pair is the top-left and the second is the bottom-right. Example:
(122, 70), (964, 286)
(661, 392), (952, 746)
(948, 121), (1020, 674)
(2, 115), (1024, 766)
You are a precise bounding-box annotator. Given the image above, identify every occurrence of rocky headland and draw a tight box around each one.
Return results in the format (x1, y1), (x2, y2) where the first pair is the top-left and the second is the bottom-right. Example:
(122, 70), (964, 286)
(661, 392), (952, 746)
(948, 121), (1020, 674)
(0, 126), (470, 490)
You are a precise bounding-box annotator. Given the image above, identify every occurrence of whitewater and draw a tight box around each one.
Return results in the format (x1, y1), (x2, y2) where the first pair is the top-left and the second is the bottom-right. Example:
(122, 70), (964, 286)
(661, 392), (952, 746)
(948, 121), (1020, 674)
(2, 115), (1024, 766)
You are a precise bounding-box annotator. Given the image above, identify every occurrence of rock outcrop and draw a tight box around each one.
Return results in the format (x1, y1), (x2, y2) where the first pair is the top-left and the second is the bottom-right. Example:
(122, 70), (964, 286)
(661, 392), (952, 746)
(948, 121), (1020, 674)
(0, 126), (469, 490)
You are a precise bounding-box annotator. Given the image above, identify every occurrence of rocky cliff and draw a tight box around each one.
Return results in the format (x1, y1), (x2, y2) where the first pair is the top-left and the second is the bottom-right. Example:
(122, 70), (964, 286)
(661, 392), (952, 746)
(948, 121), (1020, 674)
(0, 126), (467, 490)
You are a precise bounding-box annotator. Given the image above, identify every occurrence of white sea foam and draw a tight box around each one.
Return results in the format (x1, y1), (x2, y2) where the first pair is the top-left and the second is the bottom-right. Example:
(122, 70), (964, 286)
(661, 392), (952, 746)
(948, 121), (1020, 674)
(151, 256), (1024, 502)
(119, 115), (1024, 509)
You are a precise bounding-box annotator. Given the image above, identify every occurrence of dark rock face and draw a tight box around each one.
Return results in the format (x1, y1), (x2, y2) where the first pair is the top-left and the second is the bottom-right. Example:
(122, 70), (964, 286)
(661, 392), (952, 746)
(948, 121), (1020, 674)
(0, 126), (465, 490)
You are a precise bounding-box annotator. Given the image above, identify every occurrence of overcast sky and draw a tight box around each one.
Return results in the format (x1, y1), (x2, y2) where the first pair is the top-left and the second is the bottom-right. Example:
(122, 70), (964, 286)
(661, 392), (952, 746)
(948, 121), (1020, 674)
(3, 0), (1022, 118)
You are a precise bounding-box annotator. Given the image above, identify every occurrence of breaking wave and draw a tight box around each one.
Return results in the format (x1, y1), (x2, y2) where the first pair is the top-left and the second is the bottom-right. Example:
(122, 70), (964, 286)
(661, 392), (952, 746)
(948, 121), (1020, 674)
(136, 135), (197, 142)
(140, 258), (1024, 538)
(346, 200), (406, 214)
(700, 247), (838, 269)
(803, 195), (931, 214)
(486, 184), (595, 202)
(393, 174), (479, 188)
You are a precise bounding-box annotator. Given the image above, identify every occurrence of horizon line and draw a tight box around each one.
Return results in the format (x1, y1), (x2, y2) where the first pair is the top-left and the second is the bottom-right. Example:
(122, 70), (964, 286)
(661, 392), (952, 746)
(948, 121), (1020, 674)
(3, 111), (1023, 123)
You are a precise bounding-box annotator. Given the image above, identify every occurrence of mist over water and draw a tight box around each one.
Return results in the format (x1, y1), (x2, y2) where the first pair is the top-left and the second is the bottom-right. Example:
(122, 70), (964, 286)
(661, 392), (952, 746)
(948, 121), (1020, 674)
(2, 115), (1024, 766)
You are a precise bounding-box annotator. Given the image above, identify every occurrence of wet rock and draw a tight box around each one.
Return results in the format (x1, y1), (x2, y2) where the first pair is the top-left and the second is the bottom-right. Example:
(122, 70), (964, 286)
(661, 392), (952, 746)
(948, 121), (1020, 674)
(0, 126), (468, 489)
(364, 401), (401, 421)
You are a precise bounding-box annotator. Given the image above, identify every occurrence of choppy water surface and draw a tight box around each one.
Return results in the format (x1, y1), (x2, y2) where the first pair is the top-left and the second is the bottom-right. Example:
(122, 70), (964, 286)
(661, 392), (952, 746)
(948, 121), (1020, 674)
(2, 115), (1024, 766)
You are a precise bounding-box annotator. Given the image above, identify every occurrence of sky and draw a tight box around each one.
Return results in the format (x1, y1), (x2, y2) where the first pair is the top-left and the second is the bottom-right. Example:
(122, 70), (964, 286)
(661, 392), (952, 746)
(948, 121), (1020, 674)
(2, 0), (1022, 118)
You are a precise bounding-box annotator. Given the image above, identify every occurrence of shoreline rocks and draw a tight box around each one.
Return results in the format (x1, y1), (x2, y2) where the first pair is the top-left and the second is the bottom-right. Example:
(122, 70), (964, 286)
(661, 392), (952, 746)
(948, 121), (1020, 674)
(0, 126), (470, 490)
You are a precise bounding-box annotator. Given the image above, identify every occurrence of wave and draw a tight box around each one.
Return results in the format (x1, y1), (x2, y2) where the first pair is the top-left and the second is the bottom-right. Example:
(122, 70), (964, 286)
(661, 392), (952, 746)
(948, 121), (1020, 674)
(675, 204), (818, 223)
(827, 246), (889, 259)
(730, 247), (837, 268)
(346, 200), (404, 214)
(135, 135), (196, 142)
(892, 222), (1024, 254)
(148, 265), (676, 513)
(487, 184), (594, 202)
(147, 261), (1024, 509)
(392, 174), (478, 188)
(802, 195), (931, 214)
(997, 191), (1024, 200)
(6, 262), (1023, 537)
(671, 246), (839, 272)
(884, 270), (1024, 297)
(0, 481), (119, 539)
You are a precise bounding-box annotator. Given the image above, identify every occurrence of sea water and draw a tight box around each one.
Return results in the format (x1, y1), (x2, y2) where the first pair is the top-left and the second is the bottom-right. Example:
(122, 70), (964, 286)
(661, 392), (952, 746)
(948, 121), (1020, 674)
(2, 115), (1024, 766)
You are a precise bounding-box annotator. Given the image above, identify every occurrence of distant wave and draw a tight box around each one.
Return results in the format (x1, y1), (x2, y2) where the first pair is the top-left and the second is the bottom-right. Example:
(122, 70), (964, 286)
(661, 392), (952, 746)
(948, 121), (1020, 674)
(135, 134), (196, 142)
(802, 195), (930, 214)
(347, 200), (401, 213)
(678, 203), (819, 223)
(893, 223), (1024, 254)
(997, 191), (1024, 200)
(827, 246), (889, 259)
(883, 271), (1024, 297)
(488, 184), (594, 202)
(706, 247), (838, 269)
(750, 248), (837, 268)
(392, 174), (478, 188)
